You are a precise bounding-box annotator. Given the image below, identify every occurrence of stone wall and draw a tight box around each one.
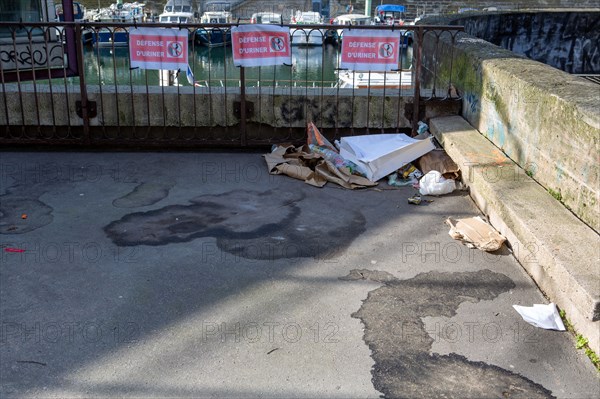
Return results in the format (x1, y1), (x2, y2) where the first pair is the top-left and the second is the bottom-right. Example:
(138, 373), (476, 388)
(418, 24), (600, 231)
(0, 84), (413, 132)
(332, 0), (599, 20)
(453, 12), (600, 74)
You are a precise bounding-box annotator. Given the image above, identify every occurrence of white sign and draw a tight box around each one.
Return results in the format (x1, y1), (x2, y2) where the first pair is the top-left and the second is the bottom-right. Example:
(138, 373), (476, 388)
(340, 30), (402, 72)
(129, 28), (189, 70)
(231, 25), (291, 67)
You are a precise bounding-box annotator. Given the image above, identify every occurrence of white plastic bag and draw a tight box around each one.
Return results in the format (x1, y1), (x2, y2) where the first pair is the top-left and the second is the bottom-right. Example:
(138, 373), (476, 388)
(513, 303), (566, 331)
(419, 170), (456, 195)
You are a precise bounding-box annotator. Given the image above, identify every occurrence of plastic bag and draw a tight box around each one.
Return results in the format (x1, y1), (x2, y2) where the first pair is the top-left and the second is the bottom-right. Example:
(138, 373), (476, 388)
(307, 122), (337, 152)
(419, 170), (455, 195)
(309, 144), (363, 176)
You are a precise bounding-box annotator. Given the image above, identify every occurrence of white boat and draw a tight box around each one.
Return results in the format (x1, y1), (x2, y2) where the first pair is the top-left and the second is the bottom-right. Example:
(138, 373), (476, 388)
(250, 12), (282, 24)
(331, 14), (373, 43)
(92, 2), (146, 47)
(196, 2), (232, 47)
(374, 5), (412, 47)
(338, 70), (412, 89)
(55, 1), (93, 44)
(290, 11), (324, 46)
(158, 0), (198, 24)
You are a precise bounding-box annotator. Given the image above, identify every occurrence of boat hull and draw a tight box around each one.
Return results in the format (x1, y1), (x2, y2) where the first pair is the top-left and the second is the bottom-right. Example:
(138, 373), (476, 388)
(93, 29), (129, 47)
(195, 28), (231, 47)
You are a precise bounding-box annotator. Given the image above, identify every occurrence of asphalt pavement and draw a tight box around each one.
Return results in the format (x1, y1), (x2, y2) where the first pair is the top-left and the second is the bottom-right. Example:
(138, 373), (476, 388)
(1, 151), (598, 398)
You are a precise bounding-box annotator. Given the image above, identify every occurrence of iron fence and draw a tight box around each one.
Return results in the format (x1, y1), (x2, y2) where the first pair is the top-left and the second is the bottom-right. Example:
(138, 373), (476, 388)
(0, 21), (463, 148)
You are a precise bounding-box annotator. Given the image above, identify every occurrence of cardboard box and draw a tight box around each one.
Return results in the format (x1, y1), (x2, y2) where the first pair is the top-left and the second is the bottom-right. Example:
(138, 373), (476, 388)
(339, 134), (435, 182)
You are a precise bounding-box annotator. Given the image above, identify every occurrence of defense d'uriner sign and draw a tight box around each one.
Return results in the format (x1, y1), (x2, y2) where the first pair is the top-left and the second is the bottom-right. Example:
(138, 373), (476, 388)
(129, 28), (189, 70)
(340, 30), (401, 72)
(231, 25), (291, 67)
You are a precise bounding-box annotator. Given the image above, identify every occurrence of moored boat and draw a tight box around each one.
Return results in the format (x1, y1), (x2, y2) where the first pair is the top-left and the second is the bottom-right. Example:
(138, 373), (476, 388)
(250, 12), (282, 24)
(195, 2), (232, 47)
(55, 1), (93, 44)
(92, 1), (146, 47)
(330, 13), (372, 43)
(374, 4), (412, 47)
(290, 11), (325, 46)
(158, 0), (198, 24)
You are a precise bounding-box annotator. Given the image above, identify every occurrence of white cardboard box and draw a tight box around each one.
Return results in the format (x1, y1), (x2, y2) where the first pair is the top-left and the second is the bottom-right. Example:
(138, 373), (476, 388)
(339, 134), (435, 182)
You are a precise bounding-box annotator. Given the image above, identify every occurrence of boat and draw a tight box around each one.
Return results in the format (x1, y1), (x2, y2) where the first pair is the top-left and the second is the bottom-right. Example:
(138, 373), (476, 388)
(250, 12), (282, 24)
(337, 69), (412, 89)
(330, 13), (373, 43)
(374, 5), (411, 47)
(92, 1), (146, 47)
(195, 2), (232, 47)
(374, 4), (406, 25)
(290, 11), (325, 46)
(55, 1), (93, 44)
(158, 0), (199, 24)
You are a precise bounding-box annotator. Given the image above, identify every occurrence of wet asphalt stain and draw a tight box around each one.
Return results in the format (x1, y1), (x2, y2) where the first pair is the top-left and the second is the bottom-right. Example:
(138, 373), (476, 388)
(112, 182), (175, 208)
(342, 269), (554, 399)
(0, 197), (54, 234)
(105, 189), (366, 260)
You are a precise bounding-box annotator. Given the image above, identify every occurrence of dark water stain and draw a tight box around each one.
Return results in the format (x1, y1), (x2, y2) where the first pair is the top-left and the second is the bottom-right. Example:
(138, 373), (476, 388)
(105, 189), (366, 260)
(0, 197), (54, 234)
(112, 182), (175, 208)
(342, 269), (555, 399)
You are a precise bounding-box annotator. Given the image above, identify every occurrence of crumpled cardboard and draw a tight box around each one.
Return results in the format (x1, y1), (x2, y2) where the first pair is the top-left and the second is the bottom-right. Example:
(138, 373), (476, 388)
(446, 216), (506, 252)
(263, 144), (377, 189)
(414, 148), (460, 180)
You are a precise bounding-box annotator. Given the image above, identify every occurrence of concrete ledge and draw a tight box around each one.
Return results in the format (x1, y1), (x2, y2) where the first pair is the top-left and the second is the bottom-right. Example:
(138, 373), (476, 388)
(419, 23), (600, 231)
(430, 115), (600, 354)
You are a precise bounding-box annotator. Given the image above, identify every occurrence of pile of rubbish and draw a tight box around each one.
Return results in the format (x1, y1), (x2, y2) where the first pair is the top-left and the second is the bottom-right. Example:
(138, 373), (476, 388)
(264, 124), (568, 329)
(263, 122), (509, 254)
(263, 121), (461, 195)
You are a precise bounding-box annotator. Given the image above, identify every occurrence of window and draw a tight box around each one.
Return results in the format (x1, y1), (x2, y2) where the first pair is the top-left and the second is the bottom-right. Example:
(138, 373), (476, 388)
(0, 0), (49, 39)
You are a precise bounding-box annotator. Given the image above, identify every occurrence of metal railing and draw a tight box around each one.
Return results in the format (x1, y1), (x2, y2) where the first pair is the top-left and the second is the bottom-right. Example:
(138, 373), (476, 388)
(0, 21), (463, 148)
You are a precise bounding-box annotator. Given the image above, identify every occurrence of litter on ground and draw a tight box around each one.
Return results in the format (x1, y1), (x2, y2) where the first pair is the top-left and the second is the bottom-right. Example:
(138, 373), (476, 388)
(446, 216), (506, 252)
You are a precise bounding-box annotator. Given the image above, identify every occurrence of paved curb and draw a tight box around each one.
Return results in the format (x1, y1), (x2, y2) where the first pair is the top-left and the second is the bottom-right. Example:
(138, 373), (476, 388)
(430, 115), (600, 355)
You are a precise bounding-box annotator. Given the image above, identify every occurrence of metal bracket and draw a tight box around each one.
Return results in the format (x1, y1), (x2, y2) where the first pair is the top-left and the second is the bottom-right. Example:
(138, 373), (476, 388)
(76, 100), (97, 118)
(233, 101), (254, 119)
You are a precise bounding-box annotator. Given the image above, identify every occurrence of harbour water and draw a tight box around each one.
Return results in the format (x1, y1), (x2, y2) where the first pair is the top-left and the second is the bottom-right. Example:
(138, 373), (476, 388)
(81, 44), (413, 87)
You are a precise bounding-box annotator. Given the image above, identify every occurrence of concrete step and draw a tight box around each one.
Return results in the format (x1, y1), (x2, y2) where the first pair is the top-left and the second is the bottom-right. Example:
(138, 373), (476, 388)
(430, 115), (600, 354)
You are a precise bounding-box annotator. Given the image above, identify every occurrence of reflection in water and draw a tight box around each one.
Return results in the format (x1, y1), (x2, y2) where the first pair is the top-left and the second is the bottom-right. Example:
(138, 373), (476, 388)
(78, 44), (411, 88)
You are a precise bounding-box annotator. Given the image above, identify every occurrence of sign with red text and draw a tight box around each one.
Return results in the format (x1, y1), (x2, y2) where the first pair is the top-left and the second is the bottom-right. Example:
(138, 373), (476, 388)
(231, 25), (291, 67)
(340, 30), (401, 71)
(129, 28), (189, 70)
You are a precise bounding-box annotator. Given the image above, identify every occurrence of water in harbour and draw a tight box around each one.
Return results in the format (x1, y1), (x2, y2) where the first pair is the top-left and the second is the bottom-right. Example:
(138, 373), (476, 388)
(81, 44), (413, 87)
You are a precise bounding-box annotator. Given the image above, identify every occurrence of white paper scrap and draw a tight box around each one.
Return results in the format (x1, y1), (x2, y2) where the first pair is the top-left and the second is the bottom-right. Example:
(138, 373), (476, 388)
(512, 303), (566, 331)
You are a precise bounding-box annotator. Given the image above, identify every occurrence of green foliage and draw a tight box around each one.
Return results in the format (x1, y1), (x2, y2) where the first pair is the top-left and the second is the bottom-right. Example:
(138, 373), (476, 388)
(559, 309), (599, 372)
(548, 188), (562, 202)
(576, 334), (589, 349)
(585, 349), (600, 368)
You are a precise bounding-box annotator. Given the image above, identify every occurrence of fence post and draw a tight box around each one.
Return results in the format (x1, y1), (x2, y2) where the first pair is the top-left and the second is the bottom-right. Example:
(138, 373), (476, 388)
(75, 24), (90, 143)
(240, 66), (247, 146)
(411, 26), (423, 136)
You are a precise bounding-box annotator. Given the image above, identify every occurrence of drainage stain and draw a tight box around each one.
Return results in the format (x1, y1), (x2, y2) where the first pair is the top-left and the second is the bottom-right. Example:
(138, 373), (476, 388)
(105, 189), (366, 260)
(342, 269), (554, 399)
(112, 182), (174, 208)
